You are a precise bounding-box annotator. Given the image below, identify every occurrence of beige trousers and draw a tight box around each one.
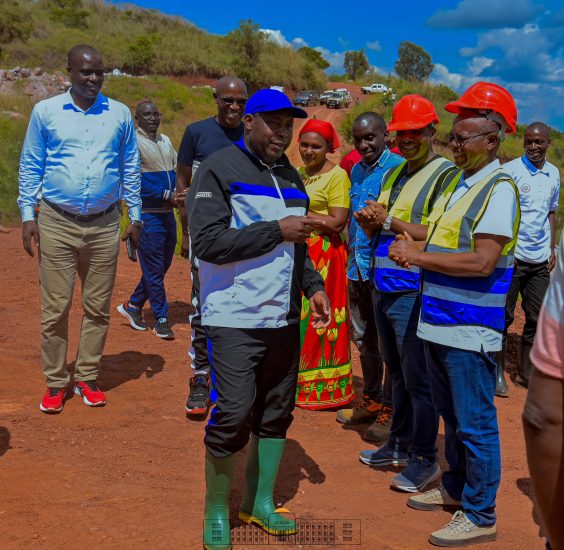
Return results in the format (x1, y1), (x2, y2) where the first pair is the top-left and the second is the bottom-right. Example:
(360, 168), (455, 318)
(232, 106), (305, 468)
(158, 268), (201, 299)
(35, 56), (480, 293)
(38, 201), (120, 387)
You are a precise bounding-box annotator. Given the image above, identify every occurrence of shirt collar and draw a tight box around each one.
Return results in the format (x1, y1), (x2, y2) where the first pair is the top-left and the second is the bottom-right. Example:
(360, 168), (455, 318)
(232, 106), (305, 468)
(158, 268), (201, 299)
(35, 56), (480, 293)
(62, 88), (108, 113)
(463, 159), (501, 188)
(361, 147), (391, 170)
(521, 154), (550, 176)
(136, 127), (163, 143)
(235, 137), (286, 170)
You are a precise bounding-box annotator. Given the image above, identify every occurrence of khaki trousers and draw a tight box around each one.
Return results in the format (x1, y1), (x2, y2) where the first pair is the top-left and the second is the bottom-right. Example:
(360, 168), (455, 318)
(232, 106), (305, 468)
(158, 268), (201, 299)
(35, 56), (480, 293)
(38, 201), (120, 387)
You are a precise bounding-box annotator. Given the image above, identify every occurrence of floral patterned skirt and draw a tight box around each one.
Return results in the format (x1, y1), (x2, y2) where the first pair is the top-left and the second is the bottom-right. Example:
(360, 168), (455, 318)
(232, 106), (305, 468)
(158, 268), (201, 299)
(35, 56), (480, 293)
(296, 232), (355, 410)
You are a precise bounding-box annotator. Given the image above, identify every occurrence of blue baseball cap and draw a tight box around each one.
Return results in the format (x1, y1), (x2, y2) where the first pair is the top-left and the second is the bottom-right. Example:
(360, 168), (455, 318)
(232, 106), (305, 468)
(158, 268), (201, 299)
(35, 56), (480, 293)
(244, 89), (307, 118)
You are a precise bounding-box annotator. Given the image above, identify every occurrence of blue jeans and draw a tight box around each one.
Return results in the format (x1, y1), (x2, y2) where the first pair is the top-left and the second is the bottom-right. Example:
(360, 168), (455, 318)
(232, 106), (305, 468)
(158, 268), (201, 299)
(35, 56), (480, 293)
(424, 341), (500, 527)
(373, 290), (438, 459)
(130, 211), (177, 320)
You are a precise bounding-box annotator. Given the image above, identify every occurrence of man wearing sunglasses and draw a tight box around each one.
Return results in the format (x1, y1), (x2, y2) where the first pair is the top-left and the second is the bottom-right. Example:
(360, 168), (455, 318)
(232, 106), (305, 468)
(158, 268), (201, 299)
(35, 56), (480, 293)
(389, 82), (520, 547)
(117, 100), (178, 340)
(176, 76), (248, 418)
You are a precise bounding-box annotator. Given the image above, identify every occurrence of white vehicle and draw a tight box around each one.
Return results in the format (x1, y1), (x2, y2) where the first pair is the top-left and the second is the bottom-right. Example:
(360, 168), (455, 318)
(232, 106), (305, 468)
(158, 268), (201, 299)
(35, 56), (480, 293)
(270, 85), (285, 93)
(361, 83), (388, 94)
(319, 90), (333, 105)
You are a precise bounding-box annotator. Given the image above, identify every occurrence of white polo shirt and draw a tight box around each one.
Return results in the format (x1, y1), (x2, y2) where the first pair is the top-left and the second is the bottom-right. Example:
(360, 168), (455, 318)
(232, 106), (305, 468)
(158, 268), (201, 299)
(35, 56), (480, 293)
(504, 155), (560, 264)
(417, 159), (518, 353)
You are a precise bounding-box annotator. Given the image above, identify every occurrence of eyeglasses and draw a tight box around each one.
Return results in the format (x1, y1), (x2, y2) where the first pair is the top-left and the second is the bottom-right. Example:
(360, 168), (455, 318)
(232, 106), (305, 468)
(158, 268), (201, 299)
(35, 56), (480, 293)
(140, 112), (161, 120)
(219, 97), (247, 106)
(448, 131), (493, 148)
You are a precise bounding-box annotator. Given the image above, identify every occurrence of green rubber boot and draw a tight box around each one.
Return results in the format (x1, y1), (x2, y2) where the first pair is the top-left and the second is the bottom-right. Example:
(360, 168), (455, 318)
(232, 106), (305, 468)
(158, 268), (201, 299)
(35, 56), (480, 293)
(203, 450), (236, 550)
(239, 436), (297, 536)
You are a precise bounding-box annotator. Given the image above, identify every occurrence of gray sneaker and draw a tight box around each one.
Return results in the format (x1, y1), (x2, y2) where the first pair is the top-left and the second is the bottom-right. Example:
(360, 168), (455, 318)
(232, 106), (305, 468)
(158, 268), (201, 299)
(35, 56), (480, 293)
(117, 303), (147, 331)
(153, 318), (175, 340)
(429, 510), (496, 547)
(390, 457), (441, 493)
(408, 485), (461, 511)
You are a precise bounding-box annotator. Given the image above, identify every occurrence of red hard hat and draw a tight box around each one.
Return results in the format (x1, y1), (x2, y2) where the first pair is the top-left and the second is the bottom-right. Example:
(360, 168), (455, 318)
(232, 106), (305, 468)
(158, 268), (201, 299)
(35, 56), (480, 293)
(445, 82), (517, 134)
(387, 94), (439, 131)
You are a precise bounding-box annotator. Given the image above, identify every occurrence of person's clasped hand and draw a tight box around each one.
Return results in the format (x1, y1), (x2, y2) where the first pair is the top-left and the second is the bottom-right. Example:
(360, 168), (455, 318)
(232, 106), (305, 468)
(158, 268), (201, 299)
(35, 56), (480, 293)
(388, 231), (419, 269)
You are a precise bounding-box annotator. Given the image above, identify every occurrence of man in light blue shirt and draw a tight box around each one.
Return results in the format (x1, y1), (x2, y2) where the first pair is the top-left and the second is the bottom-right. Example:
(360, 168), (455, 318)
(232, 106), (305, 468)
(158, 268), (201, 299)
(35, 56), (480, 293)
(336, 112), (402, 431)
(18, 44), (141, 414)
(500, 122), (560, 393)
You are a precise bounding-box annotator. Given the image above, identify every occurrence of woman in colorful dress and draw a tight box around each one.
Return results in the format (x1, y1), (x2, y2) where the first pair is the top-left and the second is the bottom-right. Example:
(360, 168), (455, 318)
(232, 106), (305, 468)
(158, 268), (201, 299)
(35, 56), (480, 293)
(296, 119), (354, 410)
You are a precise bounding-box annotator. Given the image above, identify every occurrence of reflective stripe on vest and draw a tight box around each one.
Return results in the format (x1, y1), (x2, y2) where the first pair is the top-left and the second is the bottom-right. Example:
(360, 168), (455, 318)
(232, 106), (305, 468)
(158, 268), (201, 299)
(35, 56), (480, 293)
(372, 157), (457, 293)
(421, 169), (520, 332)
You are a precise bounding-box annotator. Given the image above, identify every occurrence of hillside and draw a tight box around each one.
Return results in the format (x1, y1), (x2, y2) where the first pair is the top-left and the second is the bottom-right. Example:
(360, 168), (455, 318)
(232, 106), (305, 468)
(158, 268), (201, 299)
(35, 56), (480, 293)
(0, 0), (326, 90)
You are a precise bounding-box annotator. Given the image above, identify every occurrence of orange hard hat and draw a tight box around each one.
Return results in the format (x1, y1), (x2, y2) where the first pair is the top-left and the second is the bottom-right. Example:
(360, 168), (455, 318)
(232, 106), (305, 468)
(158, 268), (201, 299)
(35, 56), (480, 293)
(387, 94), (440, 131)
(445, 81), (517, 134)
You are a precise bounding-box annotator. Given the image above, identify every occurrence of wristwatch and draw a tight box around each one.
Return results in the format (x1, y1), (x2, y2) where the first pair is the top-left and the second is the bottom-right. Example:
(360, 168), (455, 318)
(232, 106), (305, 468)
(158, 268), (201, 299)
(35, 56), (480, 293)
(130, 219), (144, 228)
(383, 214), (393, 231)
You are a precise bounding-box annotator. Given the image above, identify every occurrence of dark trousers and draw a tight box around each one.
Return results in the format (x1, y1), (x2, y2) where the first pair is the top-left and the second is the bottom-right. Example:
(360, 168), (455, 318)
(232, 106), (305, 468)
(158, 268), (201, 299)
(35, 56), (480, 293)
(188, 265), (210, 373)
(373, 290), (438, 459)
(425, 341), (500, 527)
(505, 259), (550, 346)
(205, 324), (300, 457)
(348, 278), (390, 402)
(130, 212), (176, 320)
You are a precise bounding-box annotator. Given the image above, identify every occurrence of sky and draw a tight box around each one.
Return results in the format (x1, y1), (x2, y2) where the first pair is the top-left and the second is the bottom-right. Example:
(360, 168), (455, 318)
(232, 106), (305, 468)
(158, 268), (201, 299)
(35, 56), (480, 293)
(113, 0), (564, 131)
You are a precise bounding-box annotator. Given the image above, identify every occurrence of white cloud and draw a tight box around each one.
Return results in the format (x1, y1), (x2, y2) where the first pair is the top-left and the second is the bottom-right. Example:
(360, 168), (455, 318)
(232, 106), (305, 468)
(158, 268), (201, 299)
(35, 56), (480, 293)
(292, 37), (308, 48)
(314, 46), (346, 73)
(467, 56), (494, 76)
(260, 29), (291, 48)
(366, 41), (382, 52)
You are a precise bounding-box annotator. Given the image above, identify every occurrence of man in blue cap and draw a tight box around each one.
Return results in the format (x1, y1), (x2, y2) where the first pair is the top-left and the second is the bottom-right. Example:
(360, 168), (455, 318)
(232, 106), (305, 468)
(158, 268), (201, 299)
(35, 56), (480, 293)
(187, 89), (331, 550)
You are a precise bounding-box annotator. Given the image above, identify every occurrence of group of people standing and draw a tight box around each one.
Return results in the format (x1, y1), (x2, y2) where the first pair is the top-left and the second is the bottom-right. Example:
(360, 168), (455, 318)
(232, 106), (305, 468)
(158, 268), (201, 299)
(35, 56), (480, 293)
(16, 43), (563, 550)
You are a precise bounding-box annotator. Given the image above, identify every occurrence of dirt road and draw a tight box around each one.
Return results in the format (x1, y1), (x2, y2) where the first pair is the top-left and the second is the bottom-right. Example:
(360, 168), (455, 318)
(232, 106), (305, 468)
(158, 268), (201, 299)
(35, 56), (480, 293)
(0, 90), (544, 549)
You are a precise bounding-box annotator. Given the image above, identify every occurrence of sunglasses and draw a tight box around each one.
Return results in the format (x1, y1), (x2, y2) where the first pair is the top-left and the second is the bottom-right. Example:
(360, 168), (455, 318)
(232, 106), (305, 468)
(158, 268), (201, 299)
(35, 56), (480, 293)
(219, 97), (247, 106)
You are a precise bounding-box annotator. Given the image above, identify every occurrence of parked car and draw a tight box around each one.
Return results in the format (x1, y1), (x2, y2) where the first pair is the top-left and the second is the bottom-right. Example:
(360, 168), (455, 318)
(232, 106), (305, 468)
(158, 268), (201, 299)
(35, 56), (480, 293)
(319, 90), (333, 105)
(270, 85), (285, 93)
(361, 83), (388, 94)
(326, 91), (350, 109)
(336, 88), (352, 104)
(294, 90), (320, 107)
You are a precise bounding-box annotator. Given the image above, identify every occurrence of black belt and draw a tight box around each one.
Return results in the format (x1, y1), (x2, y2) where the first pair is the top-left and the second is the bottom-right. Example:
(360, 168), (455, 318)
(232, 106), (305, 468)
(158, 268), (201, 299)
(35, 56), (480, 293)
(43, 198), (117, 222)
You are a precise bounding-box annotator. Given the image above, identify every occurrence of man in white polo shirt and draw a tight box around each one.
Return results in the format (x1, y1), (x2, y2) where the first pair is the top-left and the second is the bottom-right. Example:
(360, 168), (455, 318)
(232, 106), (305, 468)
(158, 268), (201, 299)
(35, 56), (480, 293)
(496, 122), (560, 396)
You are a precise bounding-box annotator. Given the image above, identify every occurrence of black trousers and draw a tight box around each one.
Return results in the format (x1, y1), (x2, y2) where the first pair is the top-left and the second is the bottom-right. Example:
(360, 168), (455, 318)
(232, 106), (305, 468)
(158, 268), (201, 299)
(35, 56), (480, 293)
(189, 265), (211, 372)
(204, 324), (300, 457)
(505, 259), (551, 347)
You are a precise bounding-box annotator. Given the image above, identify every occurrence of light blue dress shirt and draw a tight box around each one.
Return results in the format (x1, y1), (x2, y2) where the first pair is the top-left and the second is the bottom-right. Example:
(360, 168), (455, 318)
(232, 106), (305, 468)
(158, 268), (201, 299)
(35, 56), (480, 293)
(18, 89), (141, 222)
(347, 148), (403, 281)
(504, 155), (560, 263)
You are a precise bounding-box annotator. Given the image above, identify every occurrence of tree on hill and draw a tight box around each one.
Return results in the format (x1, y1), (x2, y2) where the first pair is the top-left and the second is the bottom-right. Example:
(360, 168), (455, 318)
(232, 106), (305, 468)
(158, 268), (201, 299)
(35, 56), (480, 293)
(49, 0), (90, 29)
(394, 41), (434, 81)
(0, 1), (33, 48)
(344, 49), (369, 80)
(227, 20), (266, 90)
(124, 34), (162, 74)
(298, 47), (330, 70)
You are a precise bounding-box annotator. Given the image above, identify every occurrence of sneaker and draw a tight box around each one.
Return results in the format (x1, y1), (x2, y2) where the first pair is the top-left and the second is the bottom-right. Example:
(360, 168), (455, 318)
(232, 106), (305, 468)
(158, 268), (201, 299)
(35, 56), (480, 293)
(153, 318), (174, 340)
(74, 381), (107, 407)
(117, 303), (147, 331)
(185, 375), (210, 416)
(408, 485), (461, 511)
(363, 405), (393, 442)
(336, 396), (383, 425)
(428, 510), (496, 547)
(359, 442), (409, 467)
(39, 387), (66, 414)
(390, 457), (441, 493)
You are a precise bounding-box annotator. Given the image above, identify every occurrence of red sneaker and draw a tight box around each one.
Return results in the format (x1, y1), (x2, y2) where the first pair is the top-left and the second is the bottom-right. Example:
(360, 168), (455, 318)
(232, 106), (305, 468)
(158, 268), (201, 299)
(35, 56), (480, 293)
(74, 381), (107, 407)
(40, 387), (66, 414)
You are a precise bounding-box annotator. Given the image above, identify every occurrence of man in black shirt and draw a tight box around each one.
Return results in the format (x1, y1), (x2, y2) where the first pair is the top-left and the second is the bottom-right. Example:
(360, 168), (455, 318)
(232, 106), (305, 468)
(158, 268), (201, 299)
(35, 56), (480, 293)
(176, 76), (247, 417)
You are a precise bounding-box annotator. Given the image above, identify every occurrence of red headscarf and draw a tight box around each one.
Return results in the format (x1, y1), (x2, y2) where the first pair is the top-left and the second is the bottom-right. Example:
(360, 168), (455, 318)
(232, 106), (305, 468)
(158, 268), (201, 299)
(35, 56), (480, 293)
(298, 119), (340, 152)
